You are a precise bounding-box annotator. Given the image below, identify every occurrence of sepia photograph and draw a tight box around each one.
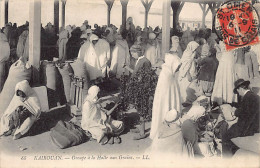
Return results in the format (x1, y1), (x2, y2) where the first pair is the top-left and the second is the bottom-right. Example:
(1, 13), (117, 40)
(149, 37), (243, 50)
(0, 0), (259, 167)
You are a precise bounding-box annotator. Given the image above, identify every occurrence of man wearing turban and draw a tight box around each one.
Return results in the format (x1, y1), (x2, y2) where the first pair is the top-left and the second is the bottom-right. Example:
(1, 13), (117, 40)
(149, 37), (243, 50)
(144, 33), (160, 67)
(83, 34), (110, 81)
(81, 85), (124, 145)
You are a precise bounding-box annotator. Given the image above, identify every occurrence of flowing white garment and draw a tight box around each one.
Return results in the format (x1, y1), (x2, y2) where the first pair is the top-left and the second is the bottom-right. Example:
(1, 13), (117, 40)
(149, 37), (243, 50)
(84, 43), (102, 81)
(0, 80), (41, 137)
(150, 53), (182, 140)
(251, 43), (260, 71)
(178, 41), (199, 102)
(149, 123), (189, 158)
(78, 41), (90, 61)
(245, 51), (260, 79)
(211, 42), (236, 105)
(110, 39), (130, 78)
(95, 39), (111, 76)
(145, 43), (159, 66)
(81, 98), (123, 142)
(0, 33), (10, 63)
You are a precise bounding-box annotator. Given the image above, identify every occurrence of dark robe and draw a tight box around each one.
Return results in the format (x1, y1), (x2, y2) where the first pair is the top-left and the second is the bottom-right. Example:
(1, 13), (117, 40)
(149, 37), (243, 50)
(132, 57), (151, 77)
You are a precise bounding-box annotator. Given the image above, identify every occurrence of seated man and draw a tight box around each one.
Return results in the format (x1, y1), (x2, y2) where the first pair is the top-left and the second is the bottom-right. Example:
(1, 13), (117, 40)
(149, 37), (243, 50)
(222, 79), (259, 157)
(81, 85), (124, 145)
(0, 80), (41, 140)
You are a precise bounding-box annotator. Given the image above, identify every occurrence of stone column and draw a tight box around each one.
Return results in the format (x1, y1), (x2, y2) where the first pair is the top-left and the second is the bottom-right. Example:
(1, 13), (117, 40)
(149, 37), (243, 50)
(54, 0), (59, 33)
(105, 0), (114, 26)
(29, 0), (41, 85)
(61, 0), (66, 29)
(162, 0), (171, 59)
(4, 0), (8, 24)
(199, 3), (210, 28)
(120, 0), (129, 30)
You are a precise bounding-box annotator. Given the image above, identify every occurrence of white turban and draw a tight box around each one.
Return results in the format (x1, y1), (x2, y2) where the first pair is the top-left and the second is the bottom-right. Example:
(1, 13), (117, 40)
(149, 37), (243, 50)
(164, 109), (178, 123)
(170, 36), (180, 52)
(149, 33), (156, 40)
(186, 105), (205, 121)
(220, 104), (236, 121)
(87, 85), (100, 100)
(89, 34), (99, 42)
(86, 29), (92, 34)
(201, 44), (210, 58)
(80, 33), (88, 39)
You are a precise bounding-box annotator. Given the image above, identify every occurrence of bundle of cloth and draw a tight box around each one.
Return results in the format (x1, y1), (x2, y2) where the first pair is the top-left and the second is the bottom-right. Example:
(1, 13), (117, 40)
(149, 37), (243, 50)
(0, 80), (41, 140)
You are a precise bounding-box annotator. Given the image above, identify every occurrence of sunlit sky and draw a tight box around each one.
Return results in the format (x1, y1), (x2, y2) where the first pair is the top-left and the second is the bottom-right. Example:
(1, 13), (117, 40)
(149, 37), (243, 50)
(0, 0), (212, 28)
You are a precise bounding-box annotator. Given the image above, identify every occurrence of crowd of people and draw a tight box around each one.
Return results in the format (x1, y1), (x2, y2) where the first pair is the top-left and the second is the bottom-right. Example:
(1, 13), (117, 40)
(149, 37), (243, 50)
(0, 16), (259, 158)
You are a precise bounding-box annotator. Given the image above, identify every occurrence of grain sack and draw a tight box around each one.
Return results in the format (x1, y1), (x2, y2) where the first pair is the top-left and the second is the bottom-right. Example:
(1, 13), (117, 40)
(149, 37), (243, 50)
(41, 61), (62, 108)
(58, 63), (73, 103)
(0, 62), (6, 92)
(70, 59), (90, 100)
(0, 59), (31, 117)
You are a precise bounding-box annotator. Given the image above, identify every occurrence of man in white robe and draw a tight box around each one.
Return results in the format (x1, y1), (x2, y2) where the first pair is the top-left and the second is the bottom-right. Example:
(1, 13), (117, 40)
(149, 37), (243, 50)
(0, 80), (41, 140)
(81, 86), (124, 145)
(144, 33), (159, 67)
(84, 34), (110, 81)
(77, 29), (92, 61)
(150, 52), (182, 140)
(110, 31), (130, 78)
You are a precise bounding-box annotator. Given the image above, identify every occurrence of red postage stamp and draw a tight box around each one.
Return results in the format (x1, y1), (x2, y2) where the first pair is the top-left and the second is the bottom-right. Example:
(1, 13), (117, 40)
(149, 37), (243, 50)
(215, 0), (259, 50)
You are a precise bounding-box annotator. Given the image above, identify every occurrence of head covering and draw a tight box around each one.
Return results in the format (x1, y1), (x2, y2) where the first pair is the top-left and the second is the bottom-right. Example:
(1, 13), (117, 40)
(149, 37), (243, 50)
(0, 33), (8, 42)
(14, 80), (41, 117)
(187, 105), (205, 121)
(164, 109), (178, 123)
(233, 78), (250, 94)
(201, 44), (210, 58)
(87, 85), (100, 100)
(136, 26), (142, 31)
(65, 25), (72, 31)
(83, 20), (88, 25)
(0, 80), (41, 137)
(89, 34), (99, 42)
(179, 41), (199, 78)
(130, 44), (142, 53)
(149, 33), (156, 40)
(80, 33), (88, 39)
(220, 104), (236, 121)
(170, 36), (180, 52)
(154, 26), (161, 34)
(86, 29), (92, 34)
(126, 17), (133, 23)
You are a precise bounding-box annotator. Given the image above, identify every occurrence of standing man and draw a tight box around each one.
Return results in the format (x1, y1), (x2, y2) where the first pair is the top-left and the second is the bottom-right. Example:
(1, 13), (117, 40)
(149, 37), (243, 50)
(222, 79), (259, 157)
(123, 44), (152, 140)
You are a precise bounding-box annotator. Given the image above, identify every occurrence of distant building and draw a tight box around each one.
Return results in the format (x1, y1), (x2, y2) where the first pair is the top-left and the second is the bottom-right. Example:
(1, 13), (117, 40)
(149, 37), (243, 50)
(179, 18), (212, 31)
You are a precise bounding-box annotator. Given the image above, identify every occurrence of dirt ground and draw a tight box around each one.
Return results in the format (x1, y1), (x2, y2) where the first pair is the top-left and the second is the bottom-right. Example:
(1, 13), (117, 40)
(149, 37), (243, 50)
(0, 97), (153, 157)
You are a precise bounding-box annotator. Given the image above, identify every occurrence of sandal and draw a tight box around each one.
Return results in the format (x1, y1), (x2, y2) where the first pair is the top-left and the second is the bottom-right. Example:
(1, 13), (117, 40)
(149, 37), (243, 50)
(100, 136), (109, 145)
(114, 136), (121, 144)
(108, 136), (114, 145)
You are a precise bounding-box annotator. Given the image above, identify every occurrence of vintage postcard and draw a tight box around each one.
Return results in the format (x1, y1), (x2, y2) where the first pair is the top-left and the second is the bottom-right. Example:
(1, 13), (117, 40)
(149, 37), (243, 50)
(0, 0), (259, 167)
